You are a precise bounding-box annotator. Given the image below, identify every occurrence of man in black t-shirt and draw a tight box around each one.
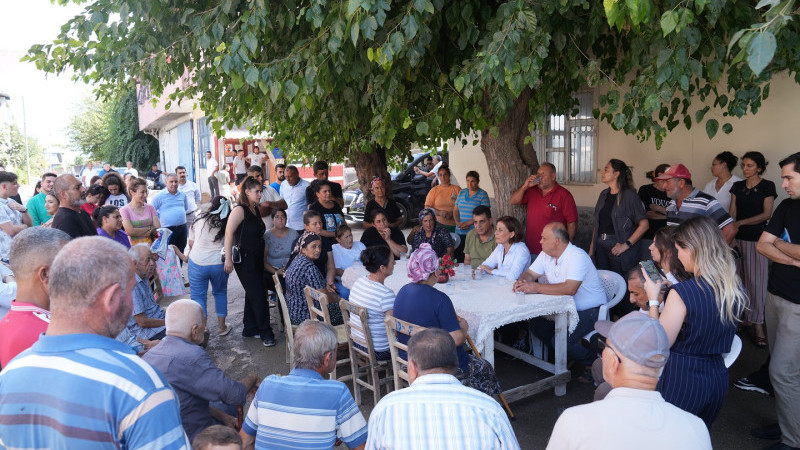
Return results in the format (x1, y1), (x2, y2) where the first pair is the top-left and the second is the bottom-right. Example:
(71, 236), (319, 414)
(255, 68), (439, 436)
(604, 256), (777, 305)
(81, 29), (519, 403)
(146, 164), (165, 189)
(304, 161), (343, 208)
(51, 174), (97, 239)
(754, 152), (800, 449)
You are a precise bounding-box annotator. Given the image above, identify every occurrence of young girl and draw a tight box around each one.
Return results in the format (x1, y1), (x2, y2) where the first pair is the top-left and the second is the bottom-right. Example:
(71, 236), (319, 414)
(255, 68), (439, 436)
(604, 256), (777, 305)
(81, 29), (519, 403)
(81, 184), (105, 217)
(331, 224), (367, 276)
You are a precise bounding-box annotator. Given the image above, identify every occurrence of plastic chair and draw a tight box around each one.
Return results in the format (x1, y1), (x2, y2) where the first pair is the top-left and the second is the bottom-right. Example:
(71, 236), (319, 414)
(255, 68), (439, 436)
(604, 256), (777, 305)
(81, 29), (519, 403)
(384, 316), (427, 391)
(304, 286), (351, 382)
(450, 232), (461, 250)
(583, 270), (626, 341)
(339, 300), (393, 405)
(723, 335), (742, 368)
(273, 274), (297, 367)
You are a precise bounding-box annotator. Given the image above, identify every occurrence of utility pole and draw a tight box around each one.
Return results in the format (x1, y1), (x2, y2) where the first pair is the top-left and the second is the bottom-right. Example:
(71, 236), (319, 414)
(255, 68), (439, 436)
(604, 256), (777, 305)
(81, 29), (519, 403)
(22, 97), (30, 184)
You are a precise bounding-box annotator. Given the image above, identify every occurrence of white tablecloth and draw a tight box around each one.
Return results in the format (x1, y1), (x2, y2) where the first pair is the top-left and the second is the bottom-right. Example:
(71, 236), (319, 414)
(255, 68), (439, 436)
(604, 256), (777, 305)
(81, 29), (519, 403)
(342, 261), (578, 357)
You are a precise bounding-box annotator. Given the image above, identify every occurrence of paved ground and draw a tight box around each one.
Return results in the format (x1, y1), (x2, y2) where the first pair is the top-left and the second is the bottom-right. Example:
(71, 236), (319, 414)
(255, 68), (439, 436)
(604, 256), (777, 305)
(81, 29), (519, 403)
(180, 220), (776, 449)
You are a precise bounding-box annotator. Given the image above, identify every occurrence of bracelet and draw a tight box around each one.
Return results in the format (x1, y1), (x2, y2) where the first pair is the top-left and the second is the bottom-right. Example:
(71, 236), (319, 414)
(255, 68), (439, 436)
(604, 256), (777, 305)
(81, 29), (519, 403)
(625, 240), (632, 247)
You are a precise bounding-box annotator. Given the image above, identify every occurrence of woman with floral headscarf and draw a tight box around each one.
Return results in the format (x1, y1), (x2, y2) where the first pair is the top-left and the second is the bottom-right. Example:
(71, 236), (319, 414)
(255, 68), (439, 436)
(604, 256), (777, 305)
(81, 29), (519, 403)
(285, 231), (343, 326)
(408, 208), (454, 258)
(392, 243), (501, 396)
(363, 176), (403, 228)
(187, 196), (232, 335)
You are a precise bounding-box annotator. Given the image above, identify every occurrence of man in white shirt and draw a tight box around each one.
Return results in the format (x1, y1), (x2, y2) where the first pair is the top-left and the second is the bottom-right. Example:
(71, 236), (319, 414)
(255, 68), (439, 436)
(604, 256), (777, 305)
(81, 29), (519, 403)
(176, 166), (202, 232)
(280, 165), (310, 232)
(232, 150), (247, 185)
(246, 165), (286, 231)
(547, 314), (711, 450)
(123, 161), (139, 178)
(205, 151), (219, 198)
(80, 162), (98, 186)
(513, 222), (605, 368)
(246, 145), (266, 172)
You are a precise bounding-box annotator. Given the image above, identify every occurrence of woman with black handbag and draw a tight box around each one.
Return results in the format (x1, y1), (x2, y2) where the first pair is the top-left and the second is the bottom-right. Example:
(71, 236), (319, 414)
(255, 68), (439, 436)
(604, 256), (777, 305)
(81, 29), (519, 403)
(224, 176), (276, 347)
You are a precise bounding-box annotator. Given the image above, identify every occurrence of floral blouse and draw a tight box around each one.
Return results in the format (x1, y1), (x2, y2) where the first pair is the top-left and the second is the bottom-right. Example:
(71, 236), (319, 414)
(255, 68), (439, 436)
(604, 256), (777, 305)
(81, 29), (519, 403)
(412, 225), (454, 257)
(285, 254), (342, 325)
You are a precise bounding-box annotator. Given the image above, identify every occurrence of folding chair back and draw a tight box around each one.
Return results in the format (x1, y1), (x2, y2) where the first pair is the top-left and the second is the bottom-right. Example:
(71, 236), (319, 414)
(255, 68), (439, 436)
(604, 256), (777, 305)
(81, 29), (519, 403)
(340, 300), (393, 405)
(383, 316), (427, 391)
(304, 286), (351, 382)
(273, 274), (296, 367)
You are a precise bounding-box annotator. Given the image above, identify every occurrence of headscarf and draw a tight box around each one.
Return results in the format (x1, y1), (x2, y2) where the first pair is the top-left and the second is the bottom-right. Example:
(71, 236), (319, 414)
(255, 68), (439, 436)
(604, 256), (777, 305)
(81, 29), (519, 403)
(370, 176), (385, 190)
(418, 207), (436, 226)
(291, 231), (321, 257)
(407, 243), (438, 283)
(209, 197), (231, 219)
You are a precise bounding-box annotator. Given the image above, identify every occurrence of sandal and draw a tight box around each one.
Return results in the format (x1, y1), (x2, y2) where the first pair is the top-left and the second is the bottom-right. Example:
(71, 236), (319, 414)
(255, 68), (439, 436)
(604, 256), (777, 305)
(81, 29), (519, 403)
(218, 325), (232, 337)
(754, 336), (767, 348)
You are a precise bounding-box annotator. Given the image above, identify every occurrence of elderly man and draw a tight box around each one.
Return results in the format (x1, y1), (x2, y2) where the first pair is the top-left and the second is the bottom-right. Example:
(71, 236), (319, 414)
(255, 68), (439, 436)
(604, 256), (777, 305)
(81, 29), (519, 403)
(127, 244), (166, 341)
(510, 162), (578, 259)
(247, 165), (287, 230)
(0, 236), (189, 448)
(657, 164), (736, 244)
(514, 222), (606, 371)
(547, 314), (711, 449)
(0, 171), (32, 263)
(463, 204), (496, 269)
(368, 328), (519, 449)
(240, 320), (367, 449)
(124, 161), (139, 177)
(0, 228), (70, 367)
(51, 174), (97, 238)
(153, 173), (190, 252)
(144, 299), (260, 441)
(177, 166), (202, 232)
(26, 172), (57, 226)
(304, 161), (344, 208)
(280, 165), (311, 232)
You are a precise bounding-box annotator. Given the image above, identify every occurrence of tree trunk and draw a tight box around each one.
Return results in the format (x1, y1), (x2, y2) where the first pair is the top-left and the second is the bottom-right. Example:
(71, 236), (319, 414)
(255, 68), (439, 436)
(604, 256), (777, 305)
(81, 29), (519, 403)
(481, 88), (539, 221)
(353, 146), (392, 202)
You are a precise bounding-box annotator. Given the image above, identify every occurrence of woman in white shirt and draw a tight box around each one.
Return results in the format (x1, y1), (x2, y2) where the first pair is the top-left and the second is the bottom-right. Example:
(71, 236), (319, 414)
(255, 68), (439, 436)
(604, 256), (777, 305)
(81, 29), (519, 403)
(478, 216), (530, 281)
(332, 224), (366, 275)
(703, 151), (742, 213)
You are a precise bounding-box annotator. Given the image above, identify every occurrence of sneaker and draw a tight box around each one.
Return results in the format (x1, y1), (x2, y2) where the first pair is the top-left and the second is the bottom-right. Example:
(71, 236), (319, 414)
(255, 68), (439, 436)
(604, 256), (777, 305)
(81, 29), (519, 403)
(262, 336), (276, 347)
(241, 331), (260, 339)
(734, 376), (772, 396)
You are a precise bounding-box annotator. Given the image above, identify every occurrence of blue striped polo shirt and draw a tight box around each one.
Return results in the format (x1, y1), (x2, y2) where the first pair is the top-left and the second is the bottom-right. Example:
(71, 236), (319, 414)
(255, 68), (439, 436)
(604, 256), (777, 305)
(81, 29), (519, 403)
(242, 368), (368, 449)
(454, 188), (491, 236)
(0, 333), (190, 449)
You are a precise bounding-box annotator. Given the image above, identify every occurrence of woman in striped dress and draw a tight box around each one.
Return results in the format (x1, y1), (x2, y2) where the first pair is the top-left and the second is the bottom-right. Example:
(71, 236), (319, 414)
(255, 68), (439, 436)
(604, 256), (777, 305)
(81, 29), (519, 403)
(643, 216), (746, 427)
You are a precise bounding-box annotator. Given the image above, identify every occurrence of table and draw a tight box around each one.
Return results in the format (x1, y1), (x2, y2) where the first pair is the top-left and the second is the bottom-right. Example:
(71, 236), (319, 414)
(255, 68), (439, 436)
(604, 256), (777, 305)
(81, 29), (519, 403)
(341, 260), (578, 399)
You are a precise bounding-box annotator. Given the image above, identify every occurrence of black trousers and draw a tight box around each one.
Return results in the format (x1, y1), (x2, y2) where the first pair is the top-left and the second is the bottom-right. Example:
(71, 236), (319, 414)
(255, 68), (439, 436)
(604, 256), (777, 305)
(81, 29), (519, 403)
(208, 176), (220, 198)
(235, 258), (274, 339)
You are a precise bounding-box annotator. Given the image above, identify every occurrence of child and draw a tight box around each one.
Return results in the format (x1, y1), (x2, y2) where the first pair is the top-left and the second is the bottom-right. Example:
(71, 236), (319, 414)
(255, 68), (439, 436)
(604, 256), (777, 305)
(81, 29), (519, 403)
(331, 224), (367, 277)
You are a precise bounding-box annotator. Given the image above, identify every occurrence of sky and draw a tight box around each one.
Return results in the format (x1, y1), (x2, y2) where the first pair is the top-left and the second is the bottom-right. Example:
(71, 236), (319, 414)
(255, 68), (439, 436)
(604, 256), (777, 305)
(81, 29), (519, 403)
(0, 0), (92, 148)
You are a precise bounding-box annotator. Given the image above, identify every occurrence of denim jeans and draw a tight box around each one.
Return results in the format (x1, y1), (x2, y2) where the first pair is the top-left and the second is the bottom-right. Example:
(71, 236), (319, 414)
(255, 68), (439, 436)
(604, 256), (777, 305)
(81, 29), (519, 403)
(188, 259), (229, 317)
(529, 305), (600, 366)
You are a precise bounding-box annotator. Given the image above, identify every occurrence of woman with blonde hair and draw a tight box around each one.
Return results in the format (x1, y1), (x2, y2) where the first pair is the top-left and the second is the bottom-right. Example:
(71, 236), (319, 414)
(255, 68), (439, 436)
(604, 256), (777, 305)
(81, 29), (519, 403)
(643, 216), (746, 428)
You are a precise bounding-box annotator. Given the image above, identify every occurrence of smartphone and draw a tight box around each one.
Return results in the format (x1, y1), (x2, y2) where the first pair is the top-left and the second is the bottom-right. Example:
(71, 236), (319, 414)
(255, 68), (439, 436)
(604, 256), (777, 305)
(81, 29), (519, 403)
(640, 260), (663, 283)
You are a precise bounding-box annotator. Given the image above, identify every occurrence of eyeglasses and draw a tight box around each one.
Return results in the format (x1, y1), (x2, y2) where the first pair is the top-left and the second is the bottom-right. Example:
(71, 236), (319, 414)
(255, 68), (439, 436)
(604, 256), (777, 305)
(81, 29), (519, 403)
(598, 338), (621, 364)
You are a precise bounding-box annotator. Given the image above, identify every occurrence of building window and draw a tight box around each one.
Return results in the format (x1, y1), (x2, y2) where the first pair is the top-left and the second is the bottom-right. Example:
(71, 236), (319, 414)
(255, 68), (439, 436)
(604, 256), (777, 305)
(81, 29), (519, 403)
(197, 117), (210, 169)
(534, 91), (597, 184)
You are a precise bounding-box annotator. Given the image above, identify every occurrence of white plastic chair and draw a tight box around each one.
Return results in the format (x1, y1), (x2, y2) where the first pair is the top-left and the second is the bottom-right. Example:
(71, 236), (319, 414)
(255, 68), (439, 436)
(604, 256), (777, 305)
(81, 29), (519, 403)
(450, 232), (461, 250)
(583, 270), (627, 341)
(723, 335), (742, 368)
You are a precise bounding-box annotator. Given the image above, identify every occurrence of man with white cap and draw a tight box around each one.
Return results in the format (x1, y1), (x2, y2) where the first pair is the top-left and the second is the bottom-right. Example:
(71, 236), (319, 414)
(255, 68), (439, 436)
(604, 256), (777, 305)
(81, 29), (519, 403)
(546, 314), (711, 450)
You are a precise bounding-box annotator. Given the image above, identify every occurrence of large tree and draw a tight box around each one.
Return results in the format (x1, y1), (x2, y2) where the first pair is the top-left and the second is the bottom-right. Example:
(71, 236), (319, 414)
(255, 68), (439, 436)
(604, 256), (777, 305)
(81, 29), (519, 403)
(0, 123), (47, 185)
(27, 0), (800, 215)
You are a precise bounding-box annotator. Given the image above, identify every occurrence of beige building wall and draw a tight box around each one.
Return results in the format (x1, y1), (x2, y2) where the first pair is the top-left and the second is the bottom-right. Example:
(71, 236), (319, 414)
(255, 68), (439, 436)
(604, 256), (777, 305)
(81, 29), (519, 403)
(448, 71), (799, 208)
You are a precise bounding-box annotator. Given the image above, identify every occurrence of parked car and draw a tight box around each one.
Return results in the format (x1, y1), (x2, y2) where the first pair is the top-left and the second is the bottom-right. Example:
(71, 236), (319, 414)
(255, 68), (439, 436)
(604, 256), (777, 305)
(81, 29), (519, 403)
(343, 151), (448, 228)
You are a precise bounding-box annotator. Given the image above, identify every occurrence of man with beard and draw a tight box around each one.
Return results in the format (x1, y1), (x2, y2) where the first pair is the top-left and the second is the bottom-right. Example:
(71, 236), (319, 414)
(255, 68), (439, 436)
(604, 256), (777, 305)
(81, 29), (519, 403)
(51, 174), (97, 238)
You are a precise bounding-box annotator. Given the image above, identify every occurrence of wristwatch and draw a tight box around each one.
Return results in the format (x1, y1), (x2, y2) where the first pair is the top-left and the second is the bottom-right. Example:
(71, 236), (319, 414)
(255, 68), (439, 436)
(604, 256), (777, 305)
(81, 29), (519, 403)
(625, 240), (632, 247)
(648, 300), (660, 308)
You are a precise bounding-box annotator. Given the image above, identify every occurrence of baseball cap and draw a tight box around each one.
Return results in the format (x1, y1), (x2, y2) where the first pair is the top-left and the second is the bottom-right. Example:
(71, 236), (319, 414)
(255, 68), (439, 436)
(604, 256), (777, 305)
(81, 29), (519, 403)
(654, 164), (691, 181)
(595, 314), (670, 368)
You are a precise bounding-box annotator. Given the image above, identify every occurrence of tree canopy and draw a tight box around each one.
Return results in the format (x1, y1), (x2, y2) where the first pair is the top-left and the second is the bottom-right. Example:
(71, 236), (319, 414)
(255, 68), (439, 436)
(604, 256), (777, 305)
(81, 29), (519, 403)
(27, 0), (800, 213)
(0, 123), (48, 185)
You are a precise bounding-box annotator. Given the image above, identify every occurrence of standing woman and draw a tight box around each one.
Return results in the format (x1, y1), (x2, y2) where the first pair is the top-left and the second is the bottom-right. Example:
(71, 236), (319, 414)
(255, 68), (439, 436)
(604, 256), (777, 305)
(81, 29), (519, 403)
(363, 177), (403, 229)
(424, 165), (461, 232)
(81, 184), (105, 217)
(453, 170), (491, 262)
(308, 181), (345, 238)
(121, 177), (161, 245)
(703, 151), (742, 213)
(729, 151), (776, 348)
(224, 176), (276, 347)
(638, 164), (671, 258)
(187, 196), (232, 336)
(263, 208), (298, 297)
(477, 216), (529, 281)
(590, 159), (649, 277)
(643, 216), (746, 428)
(102, 173), (130, 207)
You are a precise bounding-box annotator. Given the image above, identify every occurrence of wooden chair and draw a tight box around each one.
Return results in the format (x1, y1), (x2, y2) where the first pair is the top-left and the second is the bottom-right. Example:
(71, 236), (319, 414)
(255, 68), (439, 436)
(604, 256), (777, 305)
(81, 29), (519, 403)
(273, 274), (297, 367)
(339, 300), (394, 405)
(304, 286), (351, 382)
(383, 316), (427, 391)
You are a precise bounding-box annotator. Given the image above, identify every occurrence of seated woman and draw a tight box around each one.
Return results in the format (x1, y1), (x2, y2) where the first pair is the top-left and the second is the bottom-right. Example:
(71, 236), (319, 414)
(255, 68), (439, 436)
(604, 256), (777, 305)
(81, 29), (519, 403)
(409, 208), (454, 258)
(264, 209), (298, 296)
(393, 243), (501, 397)
(92, 205), (132, 249)
(332, 224), (366, 275)
(347, 246), (396, 360)
(477, 216), (529, 281)
(284, 231), (343, 326)
(360, 209), (407, 258)
(648, 226), (690, 285)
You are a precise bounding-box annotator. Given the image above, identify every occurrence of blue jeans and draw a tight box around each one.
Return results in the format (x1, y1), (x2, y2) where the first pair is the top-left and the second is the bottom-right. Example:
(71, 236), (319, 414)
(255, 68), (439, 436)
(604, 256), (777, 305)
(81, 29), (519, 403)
(188, 259), (229, 317)
(529, 306), (600, 366)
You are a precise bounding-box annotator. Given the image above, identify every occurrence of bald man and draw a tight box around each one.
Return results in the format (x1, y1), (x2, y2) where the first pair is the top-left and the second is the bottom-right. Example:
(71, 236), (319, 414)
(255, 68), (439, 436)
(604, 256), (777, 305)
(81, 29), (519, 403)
(51, 174), (97, 238)
(0, 227), (71, 366)
(144, 299), (259, 441)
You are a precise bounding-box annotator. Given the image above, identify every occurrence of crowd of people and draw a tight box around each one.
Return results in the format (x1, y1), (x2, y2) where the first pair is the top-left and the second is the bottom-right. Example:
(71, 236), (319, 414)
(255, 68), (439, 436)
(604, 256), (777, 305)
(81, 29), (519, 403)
(0, 149), (799, 450)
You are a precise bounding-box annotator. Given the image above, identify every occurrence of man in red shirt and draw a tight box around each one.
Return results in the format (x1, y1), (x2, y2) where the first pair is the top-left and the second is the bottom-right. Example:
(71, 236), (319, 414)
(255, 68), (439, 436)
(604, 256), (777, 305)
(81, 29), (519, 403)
(0, 227), (70, 366)
(511, 163), (578, 258)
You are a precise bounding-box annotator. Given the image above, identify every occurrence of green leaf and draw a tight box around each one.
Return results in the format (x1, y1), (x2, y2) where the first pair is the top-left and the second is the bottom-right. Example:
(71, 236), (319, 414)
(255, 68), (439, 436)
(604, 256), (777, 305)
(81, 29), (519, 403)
(198, 34), (211, 50)
(243, 32), (258, 54)
(327, 35), (342, 53)
(346, 0), (360, 17)
(351, 21), (361, 46)
(284, 79), (299, 100)
(244, 67), (259, 86)
(424, 0), (435, 14)
(660, 10), (679, 36)
(705, 118), (719, 139)
(366, 47), (374, 61)
(722, 123), (733, 134)
(695, 105), (709, 122)
(416, 121), (429, 135)
(454, 75), (465, 92)
(269, 82), (281, 103)
(402, 116), (412, 129)
(414, 0), (427, 13)
(746, 31), (776, 76)
(695, 0), (709, 13)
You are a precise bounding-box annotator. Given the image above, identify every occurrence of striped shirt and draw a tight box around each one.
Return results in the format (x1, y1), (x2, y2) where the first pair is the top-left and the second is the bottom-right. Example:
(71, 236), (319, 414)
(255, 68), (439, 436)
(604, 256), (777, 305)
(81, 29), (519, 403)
(348, 276), (395, 352)
(366, 374), (520, 450)
(242, 368), (368, 449)
(454, 188), (491, 236)
(666, 188), (733, 229)
(0, 333), (190, 449)
(127, 274), (165, 339)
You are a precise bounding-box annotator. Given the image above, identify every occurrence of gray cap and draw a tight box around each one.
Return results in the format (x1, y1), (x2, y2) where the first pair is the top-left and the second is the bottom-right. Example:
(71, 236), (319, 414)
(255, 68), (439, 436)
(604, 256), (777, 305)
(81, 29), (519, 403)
(595, 313), (670, 368)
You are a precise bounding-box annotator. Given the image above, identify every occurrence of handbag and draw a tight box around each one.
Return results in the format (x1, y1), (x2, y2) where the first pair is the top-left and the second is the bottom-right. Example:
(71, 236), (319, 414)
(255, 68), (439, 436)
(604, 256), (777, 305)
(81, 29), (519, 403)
(221, 207), (246, 264)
